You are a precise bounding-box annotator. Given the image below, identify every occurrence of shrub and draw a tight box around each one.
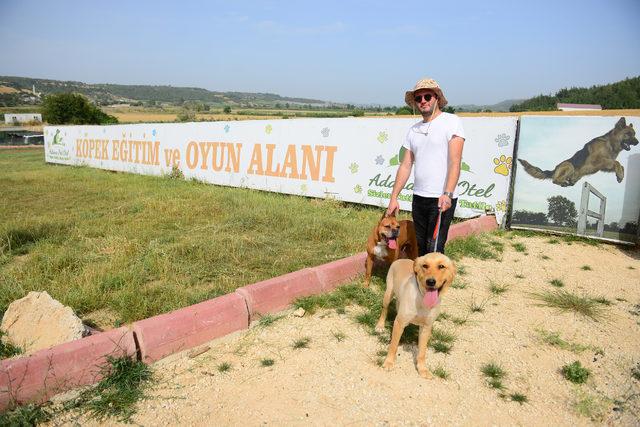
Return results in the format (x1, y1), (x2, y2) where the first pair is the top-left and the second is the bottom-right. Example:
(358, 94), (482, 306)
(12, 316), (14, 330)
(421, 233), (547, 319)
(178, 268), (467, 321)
(42, 93), (118, 125)
(561, 361), (590, 384)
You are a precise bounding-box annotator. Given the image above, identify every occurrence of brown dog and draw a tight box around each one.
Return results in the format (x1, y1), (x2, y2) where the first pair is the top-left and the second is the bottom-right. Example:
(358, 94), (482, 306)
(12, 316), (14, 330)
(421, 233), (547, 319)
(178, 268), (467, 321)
(518, 117), (638, 187)
(375, 253), (456, 378)
(364, 212), (418, 287)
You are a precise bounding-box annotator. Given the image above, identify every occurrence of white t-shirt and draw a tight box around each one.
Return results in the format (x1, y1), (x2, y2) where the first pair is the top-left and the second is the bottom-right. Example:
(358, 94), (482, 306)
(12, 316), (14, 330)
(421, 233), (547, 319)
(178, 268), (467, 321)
(402, 112), (465, 198)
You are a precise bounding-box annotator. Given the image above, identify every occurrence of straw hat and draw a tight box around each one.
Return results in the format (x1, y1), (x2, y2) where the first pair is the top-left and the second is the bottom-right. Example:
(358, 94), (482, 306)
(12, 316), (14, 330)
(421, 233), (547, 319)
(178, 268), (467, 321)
(405, 78), (448, 109)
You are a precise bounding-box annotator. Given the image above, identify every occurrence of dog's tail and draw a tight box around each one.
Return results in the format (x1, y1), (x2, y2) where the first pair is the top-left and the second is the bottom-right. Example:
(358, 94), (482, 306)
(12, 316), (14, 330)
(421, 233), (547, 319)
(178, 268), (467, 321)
(517, 159), (553, 180)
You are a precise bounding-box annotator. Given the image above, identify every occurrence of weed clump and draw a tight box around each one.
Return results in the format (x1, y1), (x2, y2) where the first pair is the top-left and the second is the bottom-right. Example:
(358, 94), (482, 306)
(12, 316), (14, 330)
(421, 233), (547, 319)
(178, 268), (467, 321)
(562, 361), (590, 384)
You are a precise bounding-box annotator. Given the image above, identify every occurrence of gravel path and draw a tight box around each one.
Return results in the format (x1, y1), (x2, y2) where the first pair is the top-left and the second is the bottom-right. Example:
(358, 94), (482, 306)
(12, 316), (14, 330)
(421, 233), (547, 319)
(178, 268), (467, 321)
(51, 236), (640, 426)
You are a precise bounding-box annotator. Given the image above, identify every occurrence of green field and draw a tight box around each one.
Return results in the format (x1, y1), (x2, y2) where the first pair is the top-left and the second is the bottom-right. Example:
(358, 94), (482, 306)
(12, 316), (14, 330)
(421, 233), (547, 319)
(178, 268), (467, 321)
(0, 149), (388, 327)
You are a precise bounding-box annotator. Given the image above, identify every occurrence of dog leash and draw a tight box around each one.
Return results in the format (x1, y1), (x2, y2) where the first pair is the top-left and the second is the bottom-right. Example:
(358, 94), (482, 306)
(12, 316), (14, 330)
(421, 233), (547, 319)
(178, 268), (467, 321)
(432, 210), (442, 253)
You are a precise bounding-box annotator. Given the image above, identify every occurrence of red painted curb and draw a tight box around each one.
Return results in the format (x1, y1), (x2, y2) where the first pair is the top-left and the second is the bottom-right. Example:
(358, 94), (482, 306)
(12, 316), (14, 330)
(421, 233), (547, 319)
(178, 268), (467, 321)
(447, 215), (497, 240)
(0, 327), (134, 411)
(235, 268), (322, 321)
(132, 292), (248, 364)
(312, 252), (367, 292)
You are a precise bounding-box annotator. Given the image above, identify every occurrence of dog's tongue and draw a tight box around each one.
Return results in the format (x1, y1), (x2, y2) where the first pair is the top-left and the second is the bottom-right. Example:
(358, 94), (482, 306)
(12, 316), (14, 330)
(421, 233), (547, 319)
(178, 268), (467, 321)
(423, 289), (439, 308)
(388, 238), (397, 250)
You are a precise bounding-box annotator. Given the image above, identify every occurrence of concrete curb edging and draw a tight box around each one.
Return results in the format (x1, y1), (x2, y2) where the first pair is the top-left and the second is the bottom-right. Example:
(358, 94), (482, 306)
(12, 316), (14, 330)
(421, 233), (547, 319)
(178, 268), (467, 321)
(133, 292), (249, 364)
(0, 327), (135, 411)
(0, 215), (497, 412)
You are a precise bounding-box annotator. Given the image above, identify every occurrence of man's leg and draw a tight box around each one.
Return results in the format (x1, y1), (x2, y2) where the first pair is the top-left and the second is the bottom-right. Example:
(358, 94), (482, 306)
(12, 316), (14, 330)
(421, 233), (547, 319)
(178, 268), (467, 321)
(435, 198), (458, 254)
(412, 195), (440, 256)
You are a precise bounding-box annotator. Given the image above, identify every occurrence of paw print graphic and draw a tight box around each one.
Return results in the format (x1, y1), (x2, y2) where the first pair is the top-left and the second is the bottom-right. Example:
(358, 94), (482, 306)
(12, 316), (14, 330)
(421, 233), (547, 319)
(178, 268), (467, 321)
(377, 131), (388, 144)
(321, 127), (330, 137)
(300, 184), (308, 193)
(349, 163), (359, 174)
(354, 184), (362, 194)
(375, 155), (384, 165)
(493, 155), (512, 176)
(265, 124), (273, 134)
(495, 133), (510, 147)
(224, 124), (230, 133)
(495, 200), (507, 212)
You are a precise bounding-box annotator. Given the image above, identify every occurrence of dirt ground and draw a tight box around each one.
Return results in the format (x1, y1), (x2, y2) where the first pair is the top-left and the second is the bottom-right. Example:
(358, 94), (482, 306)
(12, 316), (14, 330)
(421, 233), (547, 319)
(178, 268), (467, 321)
(50, 235), (640, 426)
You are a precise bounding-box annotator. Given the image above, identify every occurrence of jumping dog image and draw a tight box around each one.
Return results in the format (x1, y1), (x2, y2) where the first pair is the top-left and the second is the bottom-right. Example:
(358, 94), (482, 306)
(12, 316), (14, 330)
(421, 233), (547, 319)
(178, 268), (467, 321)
(518, 117), (638, 187)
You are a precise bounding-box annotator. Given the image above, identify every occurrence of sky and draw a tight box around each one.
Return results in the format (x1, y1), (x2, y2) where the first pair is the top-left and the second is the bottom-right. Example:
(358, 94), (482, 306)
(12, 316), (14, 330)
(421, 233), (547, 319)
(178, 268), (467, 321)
(1, 0), (639, 106)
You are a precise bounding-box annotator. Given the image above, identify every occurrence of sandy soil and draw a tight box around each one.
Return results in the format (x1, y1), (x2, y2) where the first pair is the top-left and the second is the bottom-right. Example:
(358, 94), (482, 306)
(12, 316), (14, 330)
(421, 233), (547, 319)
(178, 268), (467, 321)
(50, 235), (640, 426)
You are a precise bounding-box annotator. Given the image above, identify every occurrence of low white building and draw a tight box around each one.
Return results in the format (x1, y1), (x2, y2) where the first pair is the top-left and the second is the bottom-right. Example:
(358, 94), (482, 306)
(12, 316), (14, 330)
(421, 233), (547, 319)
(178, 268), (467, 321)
(4, 113), (42, 124)
(556, 103), (602, 111)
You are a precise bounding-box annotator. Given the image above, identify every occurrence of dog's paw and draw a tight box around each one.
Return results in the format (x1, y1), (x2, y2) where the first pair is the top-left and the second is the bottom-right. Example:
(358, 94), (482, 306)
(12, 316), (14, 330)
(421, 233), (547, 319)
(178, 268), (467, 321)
(374, 322), (386, 333)
(418, 367), (433, 379)
(382, 358), (395, 371)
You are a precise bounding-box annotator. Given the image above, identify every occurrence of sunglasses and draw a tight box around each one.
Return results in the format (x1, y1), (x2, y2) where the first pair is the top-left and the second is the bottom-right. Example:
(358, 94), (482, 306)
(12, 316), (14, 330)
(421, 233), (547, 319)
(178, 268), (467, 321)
(414, 93), (435, 103)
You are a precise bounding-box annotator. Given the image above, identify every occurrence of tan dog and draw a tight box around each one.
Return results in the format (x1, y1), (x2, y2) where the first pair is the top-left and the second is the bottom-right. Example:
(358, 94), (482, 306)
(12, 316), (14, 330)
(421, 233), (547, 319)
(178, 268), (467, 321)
(375, 252), (456, 378)
(518, 117), (638, 187)
(364, 212), (418, 287)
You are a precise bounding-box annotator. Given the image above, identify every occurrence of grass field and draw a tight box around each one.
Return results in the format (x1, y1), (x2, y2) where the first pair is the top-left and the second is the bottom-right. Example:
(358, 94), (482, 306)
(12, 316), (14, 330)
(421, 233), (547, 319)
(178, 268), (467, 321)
(0, 149), (392, 326)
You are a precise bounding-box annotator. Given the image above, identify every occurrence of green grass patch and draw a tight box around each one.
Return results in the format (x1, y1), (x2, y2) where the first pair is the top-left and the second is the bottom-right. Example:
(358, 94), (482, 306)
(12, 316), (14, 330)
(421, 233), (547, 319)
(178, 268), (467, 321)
(260, 358), (275, 367)
(217, 362), (232, 372)
(457, 265), (467, 276)
(515, 274), (525, 279)
(549, 279), (565, 288)
(530, 290), (608, 321)
(547, 238), (560, 244)
(469, 297), (487, 313)
(445, 233), (503, 261)
(509, 393), (528, 404)
(292, 337), (311, 349)
(489, 281), (508, 295)
(64, 356), (152, 423)
(257, 313), (285, 328)
(631, 363), (640, 381)
(0, 330), (23, 359)
(432, 366), (449, 379)
(451, 279), (468, 289)
(0, 403), (53, 426)
(511, 242), (526, 252)
(332, 330), (346, 342)
(0, 150), (384, 322)
(561, 361), (590, 384)
(481, 362), (506, 389)
(536, 328), (591, 353)
(580, 265), (592, 271)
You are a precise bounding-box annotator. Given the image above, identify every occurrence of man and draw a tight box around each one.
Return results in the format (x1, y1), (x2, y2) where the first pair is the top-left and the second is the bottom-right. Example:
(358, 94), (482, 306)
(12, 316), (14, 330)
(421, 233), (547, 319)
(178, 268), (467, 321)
(386, 78), (465, 255)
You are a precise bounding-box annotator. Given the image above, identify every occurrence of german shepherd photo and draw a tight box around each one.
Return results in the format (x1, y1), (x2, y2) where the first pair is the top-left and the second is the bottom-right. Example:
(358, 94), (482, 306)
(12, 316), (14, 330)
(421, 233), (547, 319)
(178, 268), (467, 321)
(518, 117), (638, 187)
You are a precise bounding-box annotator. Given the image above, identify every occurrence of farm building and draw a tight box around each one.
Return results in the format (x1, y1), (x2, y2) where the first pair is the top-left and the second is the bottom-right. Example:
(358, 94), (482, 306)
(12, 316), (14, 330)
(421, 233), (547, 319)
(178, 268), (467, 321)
(4, 113), (42, 124)
(556, 103), (602, 111)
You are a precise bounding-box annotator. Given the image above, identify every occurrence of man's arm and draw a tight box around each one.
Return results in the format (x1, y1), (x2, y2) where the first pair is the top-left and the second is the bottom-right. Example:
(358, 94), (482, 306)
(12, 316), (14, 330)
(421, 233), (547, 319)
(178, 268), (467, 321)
(386, 149), (414, 216)
(439, 136), (465, 211)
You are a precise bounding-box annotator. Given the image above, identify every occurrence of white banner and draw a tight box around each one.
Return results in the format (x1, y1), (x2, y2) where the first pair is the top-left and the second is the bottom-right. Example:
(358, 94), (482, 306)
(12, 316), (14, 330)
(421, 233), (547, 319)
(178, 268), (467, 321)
(44, 117), (517, 223)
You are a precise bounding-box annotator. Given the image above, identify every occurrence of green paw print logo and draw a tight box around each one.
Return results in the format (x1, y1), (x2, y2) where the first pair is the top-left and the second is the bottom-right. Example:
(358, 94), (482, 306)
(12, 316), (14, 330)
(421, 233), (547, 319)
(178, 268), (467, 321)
(349, 163), (359, 174)
(377, 131), (388, 144)
(389, 146), (406, 166)
(265, 124), (273, 134)
(354, 184), (362, 194)
(461, 161), (473, 173)
(495, 200), (507, 212)
(493, 155), (512, 176)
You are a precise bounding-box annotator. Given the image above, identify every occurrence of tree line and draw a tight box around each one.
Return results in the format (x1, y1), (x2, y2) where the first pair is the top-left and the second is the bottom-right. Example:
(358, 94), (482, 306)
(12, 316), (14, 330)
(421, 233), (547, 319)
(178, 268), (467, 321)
(510, 76), (640, 111)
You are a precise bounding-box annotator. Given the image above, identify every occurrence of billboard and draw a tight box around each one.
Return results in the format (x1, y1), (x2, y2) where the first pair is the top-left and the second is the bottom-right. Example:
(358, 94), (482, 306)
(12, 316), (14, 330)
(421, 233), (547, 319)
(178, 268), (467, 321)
(44, 117), (517, 223)
(511, 116), (639, 243)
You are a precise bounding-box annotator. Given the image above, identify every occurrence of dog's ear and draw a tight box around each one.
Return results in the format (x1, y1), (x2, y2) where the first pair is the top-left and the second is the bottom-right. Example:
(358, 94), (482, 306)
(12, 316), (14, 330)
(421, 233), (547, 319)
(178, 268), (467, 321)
(615, 117), (626, 129)
(383, 209), (397, 220)
(413, 258), (422, 275)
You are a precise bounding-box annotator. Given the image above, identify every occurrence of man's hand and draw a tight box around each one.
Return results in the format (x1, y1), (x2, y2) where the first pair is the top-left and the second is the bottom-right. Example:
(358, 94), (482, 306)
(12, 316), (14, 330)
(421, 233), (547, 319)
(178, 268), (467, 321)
(386, 199), (399, 217)
(438, 194), (452, 212)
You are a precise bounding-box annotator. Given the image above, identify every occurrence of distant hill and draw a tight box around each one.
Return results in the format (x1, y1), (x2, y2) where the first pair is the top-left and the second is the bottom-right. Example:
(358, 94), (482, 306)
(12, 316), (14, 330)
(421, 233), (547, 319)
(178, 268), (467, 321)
(510, 76), (640, 112)
(0, 76), (332, 108)
(453, 99), (524, 112)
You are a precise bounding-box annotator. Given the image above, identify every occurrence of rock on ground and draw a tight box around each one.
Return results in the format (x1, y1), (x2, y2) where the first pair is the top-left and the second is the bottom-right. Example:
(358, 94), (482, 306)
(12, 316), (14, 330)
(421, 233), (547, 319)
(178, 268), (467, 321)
(1, 291), (86, 355)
